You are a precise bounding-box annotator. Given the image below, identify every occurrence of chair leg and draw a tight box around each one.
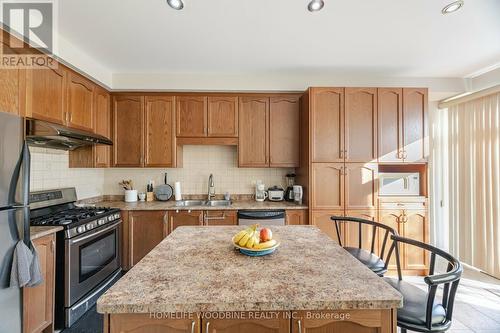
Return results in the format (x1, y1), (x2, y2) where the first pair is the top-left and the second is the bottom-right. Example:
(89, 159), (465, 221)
(400, 328), (407, 333)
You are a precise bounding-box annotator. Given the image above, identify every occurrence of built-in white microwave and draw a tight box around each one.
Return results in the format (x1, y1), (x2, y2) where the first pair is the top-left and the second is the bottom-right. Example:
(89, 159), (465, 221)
(379, 172), (420, 196)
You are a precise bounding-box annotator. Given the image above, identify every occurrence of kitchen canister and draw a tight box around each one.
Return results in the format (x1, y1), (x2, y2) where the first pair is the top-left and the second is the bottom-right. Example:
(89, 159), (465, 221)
(124, 189), (138, 202)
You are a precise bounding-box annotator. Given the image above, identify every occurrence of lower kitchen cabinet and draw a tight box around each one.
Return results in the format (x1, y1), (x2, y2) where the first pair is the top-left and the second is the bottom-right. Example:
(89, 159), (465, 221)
(128, 210), (168, 267)
(204, 210), (237, 226)
(108, 314), (200, 333)
(23, 234), (55, 333)
(343, 210), (379, 253)
(285, 210), (308, 225)
(202, 313), (290, 333)
(169, 210), (204, 232)
(311, 210), (344, 243)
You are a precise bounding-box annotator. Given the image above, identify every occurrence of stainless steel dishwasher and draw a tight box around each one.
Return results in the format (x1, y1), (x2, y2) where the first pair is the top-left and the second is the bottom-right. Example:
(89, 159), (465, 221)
(237, 210), (286, 226)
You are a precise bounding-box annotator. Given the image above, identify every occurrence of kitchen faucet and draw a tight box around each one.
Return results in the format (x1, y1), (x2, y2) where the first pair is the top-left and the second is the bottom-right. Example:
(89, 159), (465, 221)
(208, 174), (215, 201)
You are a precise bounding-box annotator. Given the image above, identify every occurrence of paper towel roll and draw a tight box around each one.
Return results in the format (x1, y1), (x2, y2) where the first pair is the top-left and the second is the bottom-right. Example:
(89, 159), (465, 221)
(174, 182), (182, 201)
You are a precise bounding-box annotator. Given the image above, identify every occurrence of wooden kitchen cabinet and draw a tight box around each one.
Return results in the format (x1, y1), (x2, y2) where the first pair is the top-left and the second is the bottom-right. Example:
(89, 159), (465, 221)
(23, 234), (55, 333)
(144, 96), (176, 167)
(169, 210), (203, 233)
(238, 97), (270, 167)
(203, 313), (290, 333)
(344, 162), (378, 210)
(66, 71), (94, 132)
(0, 44), (24, 116)
(269, 96), (300, 167)
(286, 210), (308, 225)
(344, 88), (377, 162)
(25, 66), (66, 124)
(176, 96), (207, 137)
(128, 211), (168, 266)
(207, 96), (238, 137)
(109, 314), (200, 333)
(378, 88), (403, 162)
(311, 210), (344, 242)
(343, 210), (379, 252)
(311, 87), (344, 162)
(311, 163), (344, 210)
(403, 88), (427, 162)
(94, 87), (111, 167)
(204, 210), (237, 226)
(113, 96), (144, 167)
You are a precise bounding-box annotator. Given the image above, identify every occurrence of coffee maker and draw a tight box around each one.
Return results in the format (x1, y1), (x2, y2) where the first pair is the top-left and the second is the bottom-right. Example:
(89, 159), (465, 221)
(285, 173), (296, 202)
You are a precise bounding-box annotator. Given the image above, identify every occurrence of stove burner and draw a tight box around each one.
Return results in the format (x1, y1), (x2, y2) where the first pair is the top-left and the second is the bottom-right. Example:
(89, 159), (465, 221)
(31, 206), (116, 227)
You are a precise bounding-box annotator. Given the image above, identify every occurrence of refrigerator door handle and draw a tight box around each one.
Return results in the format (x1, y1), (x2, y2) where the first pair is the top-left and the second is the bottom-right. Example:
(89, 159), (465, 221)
(21, 142), (31, 207)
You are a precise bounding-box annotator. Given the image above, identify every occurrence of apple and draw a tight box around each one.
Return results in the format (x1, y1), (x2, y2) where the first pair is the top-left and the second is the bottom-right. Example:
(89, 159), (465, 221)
(260, 228), (273, 242)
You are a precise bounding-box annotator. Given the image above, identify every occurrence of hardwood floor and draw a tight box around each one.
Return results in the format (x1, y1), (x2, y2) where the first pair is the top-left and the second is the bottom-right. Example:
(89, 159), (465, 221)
(402, 266), (500, 333)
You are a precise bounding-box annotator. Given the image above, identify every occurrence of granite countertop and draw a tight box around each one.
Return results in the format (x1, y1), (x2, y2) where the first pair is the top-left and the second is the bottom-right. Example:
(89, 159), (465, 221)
(89, 200), (308, 211)
(30, 226), (63, 240)
(97, 226), (402, 314)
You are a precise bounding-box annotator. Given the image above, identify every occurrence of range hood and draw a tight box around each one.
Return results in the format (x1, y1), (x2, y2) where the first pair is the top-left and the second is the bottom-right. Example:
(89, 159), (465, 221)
(26, 119), (113, 151)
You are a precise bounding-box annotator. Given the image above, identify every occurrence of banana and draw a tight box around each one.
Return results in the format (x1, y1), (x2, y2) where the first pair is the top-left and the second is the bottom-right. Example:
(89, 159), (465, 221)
(246, 235), (255, 248)
(233, 228), (251, 243)
(238, 230), (254, 247)
(254, 239), (277, 250)
(252, 234), (260, 247)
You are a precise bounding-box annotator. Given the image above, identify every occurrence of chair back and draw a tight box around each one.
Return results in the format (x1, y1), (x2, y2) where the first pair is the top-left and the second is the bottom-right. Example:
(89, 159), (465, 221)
(390, 235), (463, 331)
(330, 216), (399, 270)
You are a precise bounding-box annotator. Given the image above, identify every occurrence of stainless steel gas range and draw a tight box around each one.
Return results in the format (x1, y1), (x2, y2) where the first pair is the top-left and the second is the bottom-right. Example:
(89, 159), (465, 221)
(30, 188), (122, 329)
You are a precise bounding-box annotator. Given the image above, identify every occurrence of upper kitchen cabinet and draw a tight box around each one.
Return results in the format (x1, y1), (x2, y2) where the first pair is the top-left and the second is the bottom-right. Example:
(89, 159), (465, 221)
(94, 88), (111, 167)
(207, 96), (238, 137)
(269, 96), (300, 167)
(113, 96), (144, 167)
(176, 96), (207, 137)
(377, 88), (427, 163)
(66, 71), (94, 132)
(344, 88), (377, 162)
(403, 88), (427, 163)
(238, 97), (269, 167)
(25, 66), (66, 124)
(344, 162), (378, 210)
(144, 96), (176, 167)
(378, 88), (403, 162)
(311, 88), (344, 162)
(0, 44), (24, 116)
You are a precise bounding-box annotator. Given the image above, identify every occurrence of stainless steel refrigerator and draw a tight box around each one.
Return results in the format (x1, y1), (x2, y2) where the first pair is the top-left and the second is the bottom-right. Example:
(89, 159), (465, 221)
(0, 112), (30, 333)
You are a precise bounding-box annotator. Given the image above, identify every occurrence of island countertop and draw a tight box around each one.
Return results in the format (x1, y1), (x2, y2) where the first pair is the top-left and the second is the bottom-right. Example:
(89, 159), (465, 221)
(97, 226), (402, 314)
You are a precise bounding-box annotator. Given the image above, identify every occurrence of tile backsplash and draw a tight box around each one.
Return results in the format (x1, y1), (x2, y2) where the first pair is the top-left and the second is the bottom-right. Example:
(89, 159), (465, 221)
(30, 146), (293, 199)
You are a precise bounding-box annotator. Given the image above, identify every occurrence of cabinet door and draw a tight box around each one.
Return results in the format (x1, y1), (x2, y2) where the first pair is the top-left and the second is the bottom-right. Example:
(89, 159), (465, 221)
(203, 313), (290, 333)
(204, 210), (237, 226)
(311, 210), (344, 243)
(286, 210), (308, 225)
(129, 211), (168, 266)
(402, 210), (428, 271)
(312, 163), (344, 210)
(176, 96), (207, 137)
(378, 88), (403, 162)
(207, 96), (238, 137)
(113, 96), (144, 167)
(344, 210), (379, 253)
(94, 87), (111, 167)
(403, 88), (427, 162)
(379, 210), (402, 271)
(169, 210), (203, 233)
(67, 72), (94, 132)
(344, 163), (378, 210)
(238, 97), (269, 167)
(0, 43), (23, 115)
(345, 88), (377, 162)
(311, 88), (344, 162)
(144, 96), (176, 167)
(23, 234), (55, 333)
(110, 314), (200, 333)
(269, 96), (300, 167)
(26, 66), (66, 124)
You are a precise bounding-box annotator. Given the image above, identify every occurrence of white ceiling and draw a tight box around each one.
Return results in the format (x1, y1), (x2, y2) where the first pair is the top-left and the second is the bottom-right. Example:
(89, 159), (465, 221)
(58, 0), (500, 79)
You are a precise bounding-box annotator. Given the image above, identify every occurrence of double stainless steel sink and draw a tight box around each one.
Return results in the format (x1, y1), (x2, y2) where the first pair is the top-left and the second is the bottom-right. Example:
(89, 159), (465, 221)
(175, 200), (232, 207)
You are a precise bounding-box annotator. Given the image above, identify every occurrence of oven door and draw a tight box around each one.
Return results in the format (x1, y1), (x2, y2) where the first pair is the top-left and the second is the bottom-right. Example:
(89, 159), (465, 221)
(65, 220), (121, 307)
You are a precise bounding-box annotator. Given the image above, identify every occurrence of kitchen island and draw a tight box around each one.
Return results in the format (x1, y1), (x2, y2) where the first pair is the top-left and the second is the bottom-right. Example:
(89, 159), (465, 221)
(97, 226), (402, 333)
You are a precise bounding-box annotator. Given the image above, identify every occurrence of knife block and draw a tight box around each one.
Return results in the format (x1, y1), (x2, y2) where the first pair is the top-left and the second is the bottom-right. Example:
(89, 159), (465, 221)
(146, 192), (154, 202)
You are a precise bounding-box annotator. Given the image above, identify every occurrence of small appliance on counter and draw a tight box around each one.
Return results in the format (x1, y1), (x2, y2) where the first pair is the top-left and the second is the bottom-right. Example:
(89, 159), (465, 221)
(268, 186), (285, 202)
(293, 185), (303, 205)
(285, 173), (296, 202)
(379, 172), (420, 196)
(255, 180), (268, 202)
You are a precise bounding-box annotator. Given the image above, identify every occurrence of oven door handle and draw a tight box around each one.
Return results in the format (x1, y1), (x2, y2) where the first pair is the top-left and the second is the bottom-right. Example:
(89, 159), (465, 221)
(69, 220), (121, 245)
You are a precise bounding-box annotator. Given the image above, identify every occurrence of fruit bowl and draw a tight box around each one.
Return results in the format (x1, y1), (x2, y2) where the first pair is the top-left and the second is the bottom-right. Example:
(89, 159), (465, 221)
(231, 236), (280, 257)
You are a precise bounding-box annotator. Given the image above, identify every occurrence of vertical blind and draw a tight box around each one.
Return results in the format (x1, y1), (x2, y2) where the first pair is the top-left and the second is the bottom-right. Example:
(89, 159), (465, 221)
(432, 92), (500, 278)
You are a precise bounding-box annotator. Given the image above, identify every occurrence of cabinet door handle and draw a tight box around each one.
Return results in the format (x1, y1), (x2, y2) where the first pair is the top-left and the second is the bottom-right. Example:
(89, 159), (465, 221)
(298, 319), (302, 333)
(205, 321), (210, 333)
(402, 150), (408, 159)
(339, 150), (344, 159)
(190, 320), (196, 333)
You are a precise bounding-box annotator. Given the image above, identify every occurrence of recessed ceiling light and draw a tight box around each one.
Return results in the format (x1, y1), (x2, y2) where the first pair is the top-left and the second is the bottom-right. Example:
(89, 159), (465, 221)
(442, 0), (464, 14)
(167, 0), (184, 10)
(308, 0), (324, 12)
